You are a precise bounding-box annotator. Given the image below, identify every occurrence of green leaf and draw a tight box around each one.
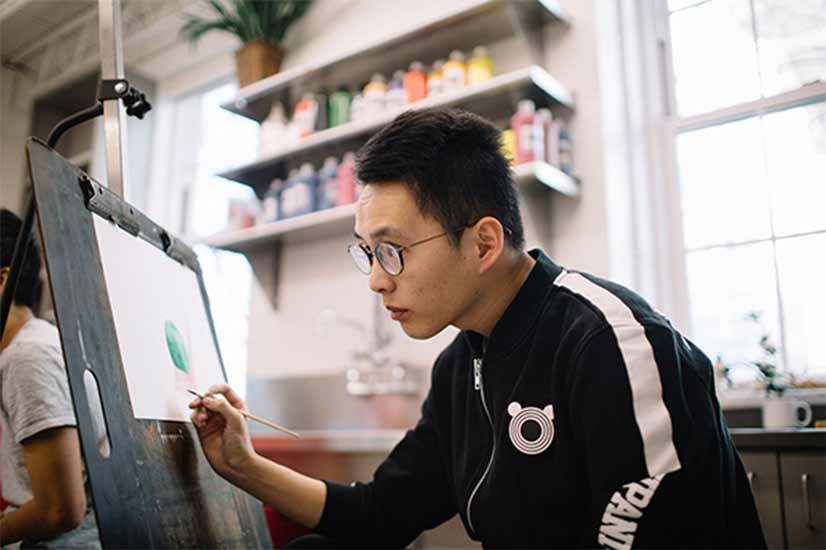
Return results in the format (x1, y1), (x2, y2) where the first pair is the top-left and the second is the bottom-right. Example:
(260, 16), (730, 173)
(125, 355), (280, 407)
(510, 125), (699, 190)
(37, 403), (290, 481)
(182, 0), (314, 46)
(165, 321), (190, 374)
(180, 17), (238, 44)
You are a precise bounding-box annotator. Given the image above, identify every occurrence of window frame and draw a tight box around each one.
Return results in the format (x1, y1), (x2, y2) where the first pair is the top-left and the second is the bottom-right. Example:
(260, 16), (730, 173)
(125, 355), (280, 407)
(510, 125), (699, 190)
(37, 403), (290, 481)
(655, 0), (826, 374)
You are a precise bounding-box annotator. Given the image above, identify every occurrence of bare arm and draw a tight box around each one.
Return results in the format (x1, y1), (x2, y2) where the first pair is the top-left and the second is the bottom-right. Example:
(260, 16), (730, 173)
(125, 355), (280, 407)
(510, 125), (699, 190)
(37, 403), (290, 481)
(0, 427), (87, 545)
(189, 384), (326, 529)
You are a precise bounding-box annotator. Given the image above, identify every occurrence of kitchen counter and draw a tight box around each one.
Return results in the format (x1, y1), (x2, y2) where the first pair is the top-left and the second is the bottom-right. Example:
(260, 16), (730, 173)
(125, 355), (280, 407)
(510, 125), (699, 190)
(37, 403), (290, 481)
(253, 429), (406, 454)
(729, 428), (825, 450)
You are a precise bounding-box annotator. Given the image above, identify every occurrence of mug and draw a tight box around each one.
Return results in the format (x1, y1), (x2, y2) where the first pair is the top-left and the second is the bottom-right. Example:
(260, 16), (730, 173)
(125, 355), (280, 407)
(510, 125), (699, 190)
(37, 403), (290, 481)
(762, 397), (813, 428)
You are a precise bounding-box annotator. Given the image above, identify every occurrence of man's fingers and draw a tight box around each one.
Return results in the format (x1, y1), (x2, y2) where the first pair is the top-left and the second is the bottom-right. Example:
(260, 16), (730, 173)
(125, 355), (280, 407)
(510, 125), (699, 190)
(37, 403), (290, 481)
(201, 394), (244, 424)
(205, 384), (246, 411)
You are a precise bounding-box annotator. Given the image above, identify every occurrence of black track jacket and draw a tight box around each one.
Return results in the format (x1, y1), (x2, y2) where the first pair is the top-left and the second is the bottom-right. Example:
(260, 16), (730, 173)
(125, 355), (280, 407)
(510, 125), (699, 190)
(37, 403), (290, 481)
(316, 250), (766, 548)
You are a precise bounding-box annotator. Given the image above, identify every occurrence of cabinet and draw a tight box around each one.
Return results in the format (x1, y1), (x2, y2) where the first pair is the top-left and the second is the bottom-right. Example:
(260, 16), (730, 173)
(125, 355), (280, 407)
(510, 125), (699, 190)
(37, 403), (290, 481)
(781, 452), (825, 548)
(740, 451), (785, 548)
(733, 430), (826, 549)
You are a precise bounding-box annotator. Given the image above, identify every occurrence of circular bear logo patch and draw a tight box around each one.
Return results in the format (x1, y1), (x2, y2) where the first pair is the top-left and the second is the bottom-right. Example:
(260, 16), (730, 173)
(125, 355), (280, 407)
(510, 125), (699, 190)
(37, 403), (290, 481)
(507, 402), (555, 455)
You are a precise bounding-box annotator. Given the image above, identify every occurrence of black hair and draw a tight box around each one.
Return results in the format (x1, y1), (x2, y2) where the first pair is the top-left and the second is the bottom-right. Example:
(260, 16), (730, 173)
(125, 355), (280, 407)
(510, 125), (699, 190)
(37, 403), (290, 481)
(355, 107), (525, 249)
(0, 209), (43, 309)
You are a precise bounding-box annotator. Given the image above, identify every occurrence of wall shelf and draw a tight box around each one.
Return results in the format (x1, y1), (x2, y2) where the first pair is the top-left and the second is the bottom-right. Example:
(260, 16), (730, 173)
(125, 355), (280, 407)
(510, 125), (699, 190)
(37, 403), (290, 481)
(218, 65), (574, 194)
(219, 0), (569, 122)
(200, 161), (578, 252)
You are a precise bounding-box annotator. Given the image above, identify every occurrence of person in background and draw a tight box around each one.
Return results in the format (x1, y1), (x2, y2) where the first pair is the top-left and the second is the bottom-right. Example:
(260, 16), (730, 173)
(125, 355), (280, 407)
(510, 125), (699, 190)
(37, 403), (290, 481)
(190, 108), (766, 548)
(0, 209), (101, 549)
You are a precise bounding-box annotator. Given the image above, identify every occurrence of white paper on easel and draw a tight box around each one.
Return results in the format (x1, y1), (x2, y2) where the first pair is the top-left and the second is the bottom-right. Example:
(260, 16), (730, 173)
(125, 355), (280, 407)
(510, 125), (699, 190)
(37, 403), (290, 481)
(93, 216), (226, 421)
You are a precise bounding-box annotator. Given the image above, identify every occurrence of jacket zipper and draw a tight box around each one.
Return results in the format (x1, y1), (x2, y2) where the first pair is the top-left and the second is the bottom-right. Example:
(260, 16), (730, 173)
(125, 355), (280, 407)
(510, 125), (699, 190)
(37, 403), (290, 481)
(467, 339), (494, 538)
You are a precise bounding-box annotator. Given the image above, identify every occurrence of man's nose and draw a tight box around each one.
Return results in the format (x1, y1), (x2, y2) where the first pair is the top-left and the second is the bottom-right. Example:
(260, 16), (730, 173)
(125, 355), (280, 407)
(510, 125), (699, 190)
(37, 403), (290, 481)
(368, 261), (395, 294)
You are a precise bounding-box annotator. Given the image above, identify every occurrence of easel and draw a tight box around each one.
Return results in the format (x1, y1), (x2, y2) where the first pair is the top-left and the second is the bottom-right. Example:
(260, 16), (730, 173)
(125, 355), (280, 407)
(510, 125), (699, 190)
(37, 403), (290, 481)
(1, 1), (271, 547)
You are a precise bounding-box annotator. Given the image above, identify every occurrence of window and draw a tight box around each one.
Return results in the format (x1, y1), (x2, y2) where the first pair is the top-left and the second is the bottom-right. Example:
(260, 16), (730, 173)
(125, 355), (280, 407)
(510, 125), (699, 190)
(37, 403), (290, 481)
(664, 0), (826, 380)
(163, 80), (259, 395)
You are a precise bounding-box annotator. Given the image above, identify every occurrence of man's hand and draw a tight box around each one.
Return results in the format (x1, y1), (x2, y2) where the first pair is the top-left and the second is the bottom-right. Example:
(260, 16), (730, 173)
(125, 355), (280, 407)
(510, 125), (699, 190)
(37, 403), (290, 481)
(188, 383), (327, 530)
(189, 383), (257, 481)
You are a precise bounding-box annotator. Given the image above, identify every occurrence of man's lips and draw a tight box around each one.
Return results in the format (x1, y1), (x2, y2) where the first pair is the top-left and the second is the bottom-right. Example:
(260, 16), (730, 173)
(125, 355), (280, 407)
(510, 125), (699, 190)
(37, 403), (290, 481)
(386, 306), (409, 321)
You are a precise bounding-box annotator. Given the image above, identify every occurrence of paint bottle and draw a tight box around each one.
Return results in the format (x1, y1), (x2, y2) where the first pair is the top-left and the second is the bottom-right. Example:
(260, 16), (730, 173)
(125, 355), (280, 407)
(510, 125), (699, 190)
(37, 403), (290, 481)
(501, 129), (516, 166)
(259, 101), (287, 156)
(336, 152), (357, 206)
(546, 120), (561, 168)
(260, 178), (282, 223)
(386, 70), (407, 112)
(316, 157), (340, 210)
(363, 74), (388, 118)
(404, 61), (427, 104)
(533, 108), (553, 163)
(558, 122), (573, 175)
(350, 91), (365, 123)
(468, 46), (494, 86)
(293, 94), (319, 138)
(442, 50), (468, 93)
(510, 99), (536, 165)
(328, 88), (351, 128)
(313, 91), (328, 131)
(280, 164), (316, 218)
(427, 60), (445, 97)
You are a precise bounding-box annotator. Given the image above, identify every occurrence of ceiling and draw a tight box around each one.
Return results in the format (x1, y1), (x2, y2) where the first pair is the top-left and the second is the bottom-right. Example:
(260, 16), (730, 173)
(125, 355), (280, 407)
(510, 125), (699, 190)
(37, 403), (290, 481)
(0, 0), (96, 60)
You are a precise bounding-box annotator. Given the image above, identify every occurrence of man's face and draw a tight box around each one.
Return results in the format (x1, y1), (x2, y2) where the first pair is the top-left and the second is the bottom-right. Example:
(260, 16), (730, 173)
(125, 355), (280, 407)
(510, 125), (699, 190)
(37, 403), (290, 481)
(353, 182), (480, 339)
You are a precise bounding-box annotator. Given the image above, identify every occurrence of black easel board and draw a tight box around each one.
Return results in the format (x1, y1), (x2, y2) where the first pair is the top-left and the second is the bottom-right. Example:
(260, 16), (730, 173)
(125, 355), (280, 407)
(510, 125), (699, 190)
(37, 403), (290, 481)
(26, 138), (271, 549)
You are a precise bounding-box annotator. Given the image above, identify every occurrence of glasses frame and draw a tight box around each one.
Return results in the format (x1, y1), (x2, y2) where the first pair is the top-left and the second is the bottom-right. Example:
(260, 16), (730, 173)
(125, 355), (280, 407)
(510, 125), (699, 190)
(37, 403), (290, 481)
(348, 227), (468, 277)
(347, 222), (512, 277)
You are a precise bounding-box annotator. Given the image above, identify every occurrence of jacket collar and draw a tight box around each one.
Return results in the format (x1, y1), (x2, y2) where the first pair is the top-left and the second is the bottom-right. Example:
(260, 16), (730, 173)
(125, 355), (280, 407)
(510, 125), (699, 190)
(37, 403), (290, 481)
(464, 249), (563, 358)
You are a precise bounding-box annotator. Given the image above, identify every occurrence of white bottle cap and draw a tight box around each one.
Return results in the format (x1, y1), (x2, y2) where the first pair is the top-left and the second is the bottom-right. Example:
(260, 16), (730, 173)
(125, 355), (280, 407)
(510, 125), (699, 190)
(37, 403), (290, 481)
(471, 46), (489, 58)
(518, 99), (536, 114)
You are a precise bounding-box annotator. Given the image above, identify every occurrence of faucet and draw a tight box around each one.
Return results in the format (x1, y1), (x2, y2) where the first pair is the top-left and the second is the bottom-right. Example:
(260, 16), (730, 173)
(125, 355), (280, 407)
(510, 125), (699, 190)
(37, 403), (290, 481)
(316, 294), (418, 396)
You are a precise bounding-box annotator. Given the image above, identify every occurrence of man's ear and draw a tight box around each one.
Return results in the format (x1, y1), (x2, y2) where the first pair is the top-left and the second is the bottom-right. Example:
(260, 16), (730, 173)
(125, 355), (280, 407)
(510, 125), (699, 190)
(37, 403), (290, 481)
(0, 266), (8, 287)
(472, 216), (505, 274)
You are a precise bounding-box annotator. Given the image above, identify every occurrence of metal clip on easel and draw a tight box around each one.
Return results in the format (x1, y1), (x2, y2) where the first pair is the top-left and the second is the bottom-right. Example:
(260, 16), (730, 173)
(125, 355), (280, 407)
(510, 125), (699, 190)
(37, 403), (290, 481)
(0, 0), (149, 340)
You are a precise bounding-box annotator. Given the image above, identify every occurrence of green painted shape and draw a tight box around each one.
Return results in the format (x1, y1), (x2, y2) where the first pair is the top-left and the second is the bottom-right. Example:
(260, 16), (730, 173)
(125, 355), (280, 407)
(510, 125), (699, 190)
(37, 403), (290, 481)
(165, 320), (189, 374)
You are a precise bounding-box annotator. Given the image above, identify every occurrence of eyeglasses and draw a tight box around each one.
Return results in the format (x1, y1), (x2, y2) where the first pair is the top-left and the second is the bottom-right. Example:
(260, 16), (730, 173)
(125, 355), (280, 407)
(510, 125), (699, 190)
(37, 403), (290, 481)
(348, 227), (468, 277)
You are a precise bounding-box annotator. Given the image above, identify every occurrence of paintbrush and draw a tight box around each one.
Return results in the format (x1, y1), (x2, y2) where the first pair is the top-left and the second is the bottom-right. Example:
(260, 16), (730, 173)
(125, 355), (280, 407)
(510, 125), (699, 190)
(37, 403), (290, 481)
(188, 389), (300, 439)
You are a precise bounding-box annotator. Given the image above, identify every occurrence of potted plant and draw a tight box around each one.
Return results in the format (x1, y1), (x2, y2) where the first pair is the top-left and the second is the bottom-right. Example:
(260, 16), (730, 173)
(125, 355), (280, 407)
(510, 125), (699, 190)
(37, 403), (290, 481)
(181, 0), (314, 88)
(713, 311), (791, 395)
(743, 311), (788, 396)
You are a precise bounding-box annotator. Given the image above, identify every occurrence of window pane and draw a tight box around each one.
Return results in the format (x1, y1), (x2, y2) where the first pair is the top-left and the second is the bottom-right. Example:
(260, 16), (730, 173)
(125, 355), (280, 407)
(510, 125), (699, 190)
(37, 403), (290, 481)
(753, 0), (826, 97)
(677, 117), (772, 248)
(669, 0), (761, 116)
(776, 233), (826, 377)
(686, 243), (781, 373)
(763, 102), (826, 236)
(189, 82), (260, 238)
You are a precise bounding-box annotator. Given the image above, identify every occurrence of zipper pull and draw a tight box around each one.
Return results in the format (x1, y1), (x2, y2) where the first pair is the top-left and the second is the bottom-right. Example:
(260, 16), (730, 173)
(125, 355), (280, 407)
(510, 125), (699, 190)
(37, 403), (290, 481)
(473, 358), (483, 390)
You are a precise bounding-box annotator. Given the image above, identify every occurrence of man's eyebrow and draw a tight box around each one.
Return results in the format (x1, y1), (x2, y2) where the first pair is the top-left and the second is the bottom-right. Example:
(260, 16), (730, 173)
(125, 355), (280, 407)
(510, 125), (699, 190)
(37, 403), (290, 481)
(354, 226), (403, 241)
(369, 226), (403, 240)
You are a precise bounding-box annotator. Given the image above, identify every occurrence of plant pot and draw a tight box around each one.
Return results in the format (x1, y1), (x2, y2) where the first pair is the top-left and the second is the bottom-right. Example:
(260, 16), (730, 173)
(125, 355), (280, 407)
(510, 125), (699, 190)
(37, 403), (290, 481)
(234, 39), (283, 88)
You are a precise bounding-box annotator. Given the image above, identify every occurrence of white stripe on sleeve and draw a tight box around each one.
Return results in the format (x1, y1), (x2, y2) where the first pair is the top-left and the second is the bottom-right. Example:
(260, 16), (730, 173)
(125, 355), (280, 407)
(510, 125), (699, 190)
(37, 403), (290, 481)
(554, 271), (681, 477)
